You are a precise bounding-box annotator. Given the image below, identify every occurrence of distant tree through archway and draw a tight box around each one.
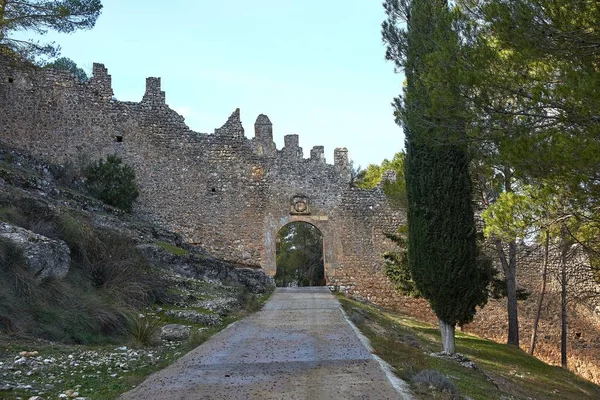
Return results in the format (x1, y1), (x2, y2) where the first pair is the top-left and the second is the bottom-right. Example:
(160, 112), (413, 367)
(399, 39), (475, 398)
(275, 222), (325, 287)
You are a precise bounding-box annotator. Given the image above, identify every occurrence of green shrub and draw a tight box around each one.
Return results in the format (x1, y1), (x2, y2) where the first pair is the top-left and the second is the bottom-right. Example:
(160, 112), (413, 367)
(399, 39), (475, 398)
(43, 57), (89, 82)
(85, 155), (139, 212)
(126, 313), (161, 347)
(412, 369), (459, 396)
(236, 286), (264, 313)
(383, 227), (421, 298)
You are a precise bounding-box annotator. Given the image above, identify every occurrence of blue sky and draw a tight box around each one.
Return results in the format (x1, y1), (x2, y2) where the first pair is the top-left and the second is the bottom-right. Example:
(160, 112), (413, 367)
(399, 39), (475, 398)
(31, 0), (405, 168)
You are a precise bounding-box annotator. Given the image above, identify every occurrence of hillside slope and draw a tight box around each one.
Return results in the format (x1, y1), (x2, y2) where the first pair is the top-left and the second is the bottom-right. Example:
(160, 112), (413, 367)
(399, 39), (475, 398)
(0, 146), (274, 399)
(340, 296), (600, 400)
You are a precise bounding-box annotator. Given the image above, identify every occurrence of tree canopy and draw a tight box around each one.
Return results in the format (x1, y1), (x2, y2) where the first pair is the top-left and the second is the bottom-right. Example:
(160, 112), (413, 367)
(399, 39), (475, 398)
(463, 0), (600, 350)
(381, 0), (599, 361)
(0, 0), (102, 59)
(42, 56), (87, 80)
(461, 0), (600, 206)
(354, 151), (408, 209)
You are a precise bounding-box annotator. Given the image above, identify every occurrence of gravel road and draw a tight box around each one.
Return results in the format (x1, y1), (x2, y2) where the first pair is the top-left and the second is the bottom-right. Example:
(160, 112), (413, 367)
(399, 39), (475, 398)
(120, 287), (411, 399)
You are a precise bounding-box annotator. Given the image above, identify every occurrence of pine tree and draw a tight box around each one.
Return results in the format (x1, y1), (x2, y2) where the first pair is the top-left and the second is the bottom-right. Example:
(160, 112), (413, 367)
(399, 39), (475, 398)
(43, 57), (88, 81)
(461, 0), (600, 347)
(0, 0), (102, 58)
(383, 0), (490, 353)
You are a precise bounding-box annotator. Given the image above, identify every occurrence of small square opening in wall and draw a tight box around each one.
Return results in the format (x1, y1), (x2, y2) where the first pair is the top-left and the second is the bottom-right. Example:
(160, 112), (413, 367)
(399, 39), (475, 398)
(211, 188), (216, 193)
(115, 135), (123, 143)
(8, 77), (14, 83)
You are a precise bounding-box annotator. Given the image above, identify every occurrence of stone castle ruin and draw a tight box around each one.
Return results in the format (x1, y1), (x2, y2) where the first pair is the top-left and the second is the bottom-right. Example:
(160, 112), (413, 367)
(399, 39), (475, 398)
(4, 57), (600, 382)
(0, 57), (405, 307)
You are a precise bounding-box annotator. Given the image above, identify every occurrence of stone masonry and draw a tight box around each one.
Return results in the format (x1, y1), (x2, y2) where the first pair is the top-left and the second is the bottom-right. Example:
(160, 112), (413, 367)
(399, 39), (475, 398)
(0, 57), (406, 307)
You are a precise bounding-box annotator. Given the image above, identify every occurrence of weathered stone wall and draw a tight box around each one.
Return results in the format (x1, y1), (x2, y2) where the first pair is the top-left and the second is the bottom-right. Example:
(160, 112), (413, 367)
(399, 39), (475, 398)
(0, 57), (404, 305)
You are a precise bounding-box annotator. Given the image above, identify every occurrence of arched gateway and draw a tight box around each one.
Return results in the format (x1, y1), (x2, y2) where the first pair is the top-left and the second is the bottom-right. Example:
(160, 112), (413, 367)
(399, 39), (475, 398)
(0, 58), (406, 308)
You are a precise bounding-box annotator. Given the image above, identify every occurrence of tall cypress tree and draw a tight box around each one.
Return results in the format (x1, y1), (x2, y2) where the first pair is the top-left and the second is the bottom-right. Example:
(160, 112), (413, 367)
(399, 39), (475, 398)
(383, 0), (490, 354)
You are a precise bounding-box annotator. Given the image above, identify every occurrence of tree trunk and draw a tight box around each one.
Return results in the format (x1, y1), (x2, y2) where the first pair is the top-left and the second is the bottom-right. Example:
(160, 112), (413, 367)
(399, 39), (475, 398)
(439, 319), (456, 355)
(529, 230), (550, 355)
(560, 226), (568, 368)
(495, 237), (520, 346)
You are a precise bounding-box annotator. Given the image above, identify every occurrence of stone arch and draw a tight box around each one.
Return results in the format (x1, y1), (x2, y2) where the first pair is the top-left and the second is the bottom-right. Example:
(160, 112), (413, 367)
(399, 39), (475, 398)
(263, 214), (337, 282)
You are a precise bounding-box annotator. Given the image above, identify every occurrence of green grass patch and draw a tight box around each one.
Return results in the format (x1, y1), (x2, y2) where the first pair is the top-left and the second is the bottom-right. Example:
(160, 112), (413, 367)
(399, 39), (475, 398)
(0, 286), (268, 400)
(338, 295), (600, 400)
(0, 332), (201, 400)
(155, 240), (189, 256)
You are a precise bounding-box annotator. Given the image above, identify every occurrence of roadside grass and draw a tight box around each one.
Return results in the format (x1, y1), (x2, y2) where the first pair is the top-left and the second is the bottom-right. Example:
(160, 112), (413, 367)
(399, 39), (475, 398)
(89, 318), (243, 400)
(0, 206), (166, 345)
(0, 335), (183, 400)
(338, 295), (600, 400)
(0, 283), (273, 400)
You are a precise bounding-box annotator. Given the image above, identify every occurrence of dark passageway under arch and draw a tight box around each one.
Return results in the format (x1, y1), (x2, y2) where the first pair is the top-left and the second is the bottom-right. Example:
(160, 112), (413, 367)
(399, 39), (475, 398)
(274, 222), (325, 287)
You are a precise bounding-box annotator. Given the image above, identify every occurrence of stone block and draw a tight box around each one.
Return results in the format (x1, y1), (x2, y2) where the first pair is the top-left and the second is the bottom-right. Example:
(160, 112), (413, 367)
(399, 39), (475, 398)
(0, 222), (70, 282)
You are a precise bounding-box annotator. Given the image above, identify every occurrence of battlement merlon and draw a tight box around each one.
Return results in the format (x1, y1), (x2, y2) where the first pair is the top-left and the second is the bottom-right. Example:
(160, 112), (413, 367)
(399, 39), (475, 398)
(253, 114), (276, 156)
(334, 148), (350, 180)
(310, 146), (325, 164)
(284, 134), (299, 148)
(92, 63), (109, 79)
(283, 134), (303, 160)
(142, 77), (166, 105)
(379, 169), (397, 188)
(88, 63), (113, 101)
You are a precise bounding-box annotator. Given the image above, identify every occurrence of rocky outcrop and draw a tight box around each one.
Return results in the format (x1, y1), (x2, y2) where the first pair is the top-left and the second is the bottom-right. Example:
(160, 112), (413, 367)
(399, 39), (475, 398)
(137, 243), (275, 294)
(196, 257), (275, 295)
(0, 222), (70, 281)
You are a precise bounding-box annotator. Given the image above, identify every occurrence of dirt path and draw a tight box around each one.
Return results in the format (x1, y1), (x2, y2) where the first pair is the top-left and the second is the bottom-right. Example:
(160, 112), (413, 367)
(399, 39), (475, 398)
(120, 287), (411, 399)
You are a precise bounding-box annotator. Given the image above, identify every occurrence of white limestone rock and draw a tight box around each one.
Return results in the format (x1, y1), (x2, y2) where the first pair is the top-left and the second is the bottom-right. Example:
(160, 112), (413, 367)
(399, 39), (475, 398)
(0, 222), (70, 281)
(160, 324), (191, 341)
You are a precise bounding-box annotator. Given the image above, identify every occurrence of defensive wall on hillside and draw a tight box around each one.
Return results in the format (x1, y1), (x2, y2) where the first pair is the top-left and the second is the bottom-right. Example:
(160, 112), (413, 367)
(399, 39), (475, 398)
(0, 57), (406, 307)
